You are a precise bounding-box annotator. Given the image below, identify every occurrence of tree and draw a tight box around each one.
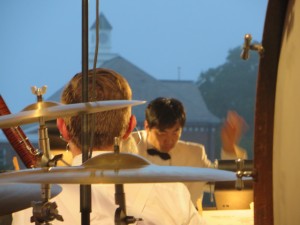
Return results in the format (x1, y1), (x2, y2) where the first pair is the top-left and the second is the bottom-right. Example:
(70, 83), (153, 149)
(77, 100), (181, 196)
(197, 45), (260, 158)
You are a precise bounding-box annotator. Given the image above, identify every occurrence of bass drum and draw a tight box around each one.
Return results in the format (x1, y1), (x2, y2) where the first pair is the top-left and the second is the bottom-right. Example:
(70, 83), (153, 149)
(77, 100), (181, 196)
(255, 0), (300, 225)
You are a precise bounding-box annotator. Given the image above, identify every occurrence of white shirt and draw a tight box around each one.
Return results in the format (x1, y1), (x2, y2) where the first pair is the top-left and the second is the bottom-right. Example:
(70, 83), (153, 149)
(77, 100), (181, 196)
(12, 152), (205, 225)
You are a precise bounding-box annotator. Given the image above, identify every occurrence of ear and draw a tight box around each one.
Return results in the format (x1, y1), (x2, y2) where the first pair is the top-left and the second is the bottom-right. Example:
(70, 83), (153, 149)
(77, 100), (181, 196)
(122, 115), (137, 139)
(56, 118), (70, 142)
(144, 120), (149, 130)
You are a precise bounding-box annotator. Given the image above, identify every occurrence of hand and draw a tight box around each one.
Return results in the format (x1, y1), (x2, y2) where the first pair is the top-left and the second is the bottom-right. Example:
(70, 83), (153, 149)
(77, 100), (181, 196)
(221, 111), (248, 155)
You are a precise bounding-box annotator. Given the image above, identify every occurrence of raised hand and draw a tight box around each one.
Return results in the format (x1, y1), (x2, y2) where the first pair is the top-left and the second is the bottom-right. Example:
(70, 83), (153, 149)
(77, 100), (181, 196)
(221, 110), (248, 154)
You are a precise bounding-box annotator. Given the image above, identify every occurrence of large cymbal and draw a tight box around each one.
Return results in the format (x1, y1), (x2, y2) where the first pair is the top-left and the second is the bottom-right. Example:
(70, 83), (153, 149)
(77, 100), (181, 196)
(0, 100), (145, 128)
(0, 183), (62, 216)
(0, 153), (239, 184)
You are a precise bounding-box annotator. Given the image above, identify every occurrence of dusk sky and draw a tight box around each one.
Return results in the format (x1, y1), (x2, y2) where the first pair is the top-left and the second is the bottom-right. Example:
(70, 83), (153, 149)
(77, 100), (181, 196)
(0, 0), (268, 113)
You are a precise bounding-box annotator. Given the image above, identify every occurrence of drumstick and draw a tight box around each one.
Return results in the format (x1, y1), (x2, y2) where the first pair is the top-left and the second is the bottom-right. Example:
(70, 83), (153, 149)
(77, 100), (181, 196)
(12, 156), (20, 171)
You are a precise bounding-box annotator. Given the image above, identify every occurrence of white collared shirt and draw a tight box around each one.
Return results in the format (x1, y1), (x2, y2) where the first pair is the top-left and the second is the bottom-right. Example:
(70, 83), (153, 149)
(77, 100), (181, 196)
(12, 151), (205, 225)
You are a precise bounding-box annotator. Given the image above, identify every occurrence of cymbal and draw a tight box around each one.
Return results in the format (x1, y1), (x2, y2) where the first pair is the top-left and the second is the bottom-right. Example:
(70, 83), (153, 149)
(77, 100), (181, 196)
(0, 100), (145, 128)
(0, 153), (238, 184)
(0, 183), (62, 216)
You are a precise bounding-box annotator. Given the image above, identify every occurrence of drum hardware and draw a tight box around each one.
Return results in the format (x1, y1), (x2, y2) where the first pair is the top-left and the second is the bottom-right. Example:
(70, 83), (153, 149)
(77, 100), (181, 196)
(30, 200), (63, 225)
(0, 183), (62, 216)
(206, 182), (215, 203)
(216, 159), (255, 190)
(240, 33), (264, 60)
(30, 184), (63, 224)
(0, 153), (241, 223)
(0, 91), (60, 223)
(113, 138), (142, 225)
(30, 86), (64, 225)
(235, 158), (256, 190)
(0, 86), (145, 223)
(0, 88), (254, 222)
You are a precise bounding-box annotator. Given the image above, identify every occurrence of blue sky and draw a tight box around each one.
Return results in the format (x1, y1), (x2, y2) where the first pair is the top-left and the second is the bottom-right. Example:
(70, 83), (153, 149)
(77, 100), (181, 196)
(0, 0), (268, 113)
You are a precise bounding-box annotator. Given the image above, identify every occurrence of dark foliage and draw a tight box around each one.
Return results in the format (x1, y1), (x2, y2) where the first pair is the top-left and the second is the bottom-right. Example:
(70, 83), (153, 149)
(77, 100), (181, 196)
(197, 45), (260, 158)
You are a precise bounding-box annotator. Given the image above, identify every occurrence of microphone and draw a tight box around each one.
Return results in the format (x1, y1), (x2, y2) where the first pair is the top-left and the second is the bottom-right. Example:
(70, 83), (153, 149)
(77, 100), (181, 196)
(240, 34), (252, 60)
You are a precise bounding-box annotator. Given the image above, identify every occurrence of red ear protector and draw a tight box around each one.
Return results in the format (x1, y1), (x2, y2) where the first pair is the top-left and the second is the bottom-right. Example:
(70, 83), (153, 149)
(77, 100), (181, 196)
(123, 115), (137, 139)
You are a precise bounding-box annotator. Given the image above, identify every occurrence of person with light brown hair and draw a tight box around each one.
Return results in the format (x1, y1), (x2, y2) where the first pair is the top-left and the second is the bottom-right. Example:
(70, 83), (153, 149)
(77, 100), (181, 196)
(58, 68), (137, 156)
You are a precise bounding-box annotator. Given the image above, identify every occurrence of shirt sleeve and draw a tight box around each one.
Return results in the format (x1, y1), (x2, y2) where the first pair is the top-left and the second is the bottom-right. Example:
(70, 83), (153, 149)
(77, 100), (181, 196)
(221, 145), (248, 159)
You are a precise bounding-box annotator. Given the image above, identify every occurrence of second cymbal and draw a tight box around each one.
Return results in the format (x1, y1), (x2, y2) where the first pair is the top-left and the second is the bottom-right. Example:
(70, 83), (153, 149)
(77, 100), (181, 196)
(0, 153), (239, 184)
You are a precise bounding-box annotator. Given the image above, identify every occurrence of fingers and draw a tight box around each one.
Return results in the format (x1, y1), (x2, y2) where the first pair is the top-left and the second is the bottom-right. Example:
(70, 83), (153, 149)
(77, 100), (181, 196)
(227, 110), (248, 134)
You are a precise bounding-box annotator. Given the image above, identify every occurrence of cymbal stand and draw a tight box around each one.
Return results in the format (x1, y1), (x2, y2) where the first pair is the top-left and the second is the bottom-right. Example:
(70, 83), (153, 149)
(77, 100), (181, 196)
(216, 158), (255, 190)
(235, 158), (255, 190)
(30, 86), (63, 225)
(113, 138), (141, 225)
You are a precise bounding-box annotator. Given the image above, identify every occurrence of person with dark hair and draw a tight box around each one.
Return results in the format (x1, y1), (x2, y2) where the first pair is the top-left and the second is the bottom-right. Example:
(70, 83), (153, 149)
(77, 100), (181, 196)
(12, 70), (205, 225)
(132, 97), (247, 211)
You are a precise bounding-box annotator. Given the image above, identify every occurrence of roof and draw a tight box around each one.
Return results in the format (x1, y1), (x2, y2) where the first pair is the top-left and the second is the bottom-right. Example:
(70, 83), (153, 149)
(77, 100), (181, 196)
(100, 56), (220, 124)
(90, 13), (112, 30)
(160, 80), (220, 123)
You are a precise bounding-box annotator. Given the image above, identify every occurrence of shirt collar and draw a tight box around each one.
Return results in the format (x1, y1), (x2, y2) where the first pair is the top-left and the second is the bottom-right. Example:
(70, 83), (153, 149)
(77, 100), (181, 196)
(72, 151), (112, 166)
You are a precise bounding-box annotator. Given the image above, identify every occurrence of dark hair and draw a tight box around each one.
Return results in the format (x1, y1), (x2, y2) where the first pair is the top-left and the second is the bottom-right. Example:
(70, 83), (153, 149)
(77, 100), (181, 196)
(145, 97), (186, 130)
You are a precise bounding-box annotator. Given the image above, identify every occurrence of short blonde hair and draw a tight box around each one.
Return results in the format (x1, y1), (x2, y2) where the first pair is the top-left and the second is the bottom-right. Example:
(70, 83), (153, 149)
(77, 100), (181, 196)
(61, 68), (132, 149)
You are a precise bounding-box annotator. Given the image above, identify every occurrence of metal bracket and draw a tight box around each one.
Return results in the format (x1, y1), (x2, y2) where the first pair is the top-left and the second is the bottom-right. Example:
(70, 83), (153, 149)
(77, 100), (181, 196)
(235, 158), (256, 190)
(241, 33), (264, 60)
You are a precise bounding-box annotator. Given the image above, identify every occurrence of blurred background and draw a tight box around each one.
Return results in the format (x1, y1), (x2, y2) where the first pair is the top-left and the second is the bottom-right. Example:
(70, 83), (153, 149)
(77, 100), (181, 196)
(0, 0), (267, 170)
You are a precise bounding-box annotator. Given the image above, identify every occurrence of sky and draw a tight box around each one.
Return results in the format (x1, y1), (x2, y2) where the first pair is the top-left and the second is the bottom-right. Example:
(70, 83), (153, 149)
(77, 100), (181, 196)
(0, 0), (268, 113)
